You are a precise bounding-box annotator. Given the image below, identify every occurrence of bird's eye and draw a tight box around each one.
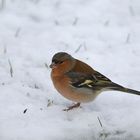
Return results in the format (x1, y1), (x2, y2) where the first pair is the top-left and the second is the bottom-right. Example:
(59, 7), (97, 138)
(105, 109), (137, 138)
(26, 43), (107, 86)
(52, 59), (64, 64)
(58, 61), (64, 64)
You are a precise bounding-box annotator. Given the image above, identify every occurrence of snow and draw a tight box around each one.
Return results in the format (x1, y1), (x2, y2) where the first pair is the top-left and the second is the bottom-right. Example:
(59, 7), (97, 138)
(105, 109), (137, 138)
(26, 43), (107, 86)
(0, 0), (140, 139)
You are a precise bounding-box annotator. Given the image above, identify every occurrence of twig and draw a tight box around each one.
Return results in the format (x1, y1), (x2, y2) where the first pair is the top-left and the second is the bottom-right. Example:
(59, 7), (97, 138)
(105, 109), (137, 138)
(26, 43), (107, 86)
(75, 42), (87, 53)
(34, 84), (39, 89)
(45, 63), (49, 69)
(34, 0), (40, 4)
(54, 0), (61, 9)
(23, 108), (28, 114)
(126, 33), (131, 43)
(3, 44), (7, 54)
(98, 116), (108, 139)
(15, 27), (21, 37)
(2, 82), (5, 85)
(8, 59), (13, 77)
(26, 92), (30, 97)
(0, 0), (5, 10)
(54, 20), (59, 26)
(104, 20), (110, 26)
(97, 116), (103, 128)
(129, 6), (135, 16)
(75, 44), (82, 53)
(72, 17), (78, 26)
(75, 45), (81, 53)
(47, 99), (54, 107)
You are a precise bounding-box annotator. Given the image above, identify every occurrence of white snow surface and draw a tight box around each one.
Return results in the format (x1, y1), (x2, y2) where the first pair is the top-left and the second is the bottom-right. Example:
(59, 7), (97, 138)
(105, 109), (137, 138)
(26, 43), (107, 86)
(0, 0), (140, 140)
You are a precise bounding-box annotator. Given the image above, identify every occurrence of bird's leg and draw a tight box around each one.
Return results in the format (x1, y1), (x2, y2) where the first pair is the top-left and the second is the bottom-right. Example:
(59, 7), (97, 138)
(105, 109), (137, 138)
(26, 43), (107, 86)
(63, 102), (81, 111)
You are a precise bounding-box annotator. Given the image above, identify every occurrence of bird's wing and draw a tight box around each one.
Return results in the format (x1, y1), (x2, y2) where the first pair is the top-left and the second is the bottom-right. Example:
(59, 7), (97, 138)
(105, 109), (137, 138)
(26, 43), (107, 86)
(65, 71), (112, 90)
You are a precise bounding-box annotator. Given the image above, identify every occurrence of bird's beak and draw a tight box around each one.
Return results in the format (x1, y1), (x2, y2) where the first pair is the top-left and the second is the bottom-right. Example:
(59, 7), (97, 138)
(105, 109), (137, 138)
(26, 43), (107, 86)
(49, 62), (57, 69)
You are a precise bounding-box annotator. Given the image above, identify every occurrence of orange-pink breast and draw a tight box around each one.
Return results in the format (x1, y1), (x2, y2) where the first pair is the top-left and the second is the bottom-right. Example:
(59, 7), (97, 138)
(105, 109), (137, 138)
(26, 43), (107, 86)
(51, 73), (100, 103)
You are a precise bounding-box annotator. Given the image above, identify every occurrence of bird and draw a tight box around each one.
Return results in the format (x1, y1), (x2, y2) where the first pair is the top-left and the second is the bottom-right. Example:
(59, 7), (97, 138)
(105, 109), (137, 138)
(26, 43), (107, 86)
(50, 52), (140, 111)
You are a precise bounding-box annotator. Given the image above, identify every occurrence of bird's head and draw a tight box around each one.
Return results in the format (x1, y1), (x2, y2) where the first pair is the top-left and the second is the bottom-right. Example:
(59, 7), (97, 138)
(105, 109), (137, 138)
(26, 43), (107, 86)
(50, 52), (75, 74)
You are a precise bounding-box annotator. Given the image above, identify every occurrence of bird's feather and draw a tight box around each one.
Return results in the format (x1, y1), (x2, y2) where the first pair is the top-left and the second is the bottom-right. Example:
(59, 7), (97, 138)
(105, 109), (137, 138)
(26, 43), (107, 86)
(65, 71), (112, 89)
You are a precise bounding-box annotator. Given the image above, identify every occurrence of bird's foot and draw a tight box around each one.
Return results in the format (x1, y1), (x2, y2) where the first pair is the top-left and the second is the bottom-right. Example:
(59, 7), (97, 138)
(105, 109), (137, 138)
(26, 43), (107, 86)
(63, 103), (81, 111)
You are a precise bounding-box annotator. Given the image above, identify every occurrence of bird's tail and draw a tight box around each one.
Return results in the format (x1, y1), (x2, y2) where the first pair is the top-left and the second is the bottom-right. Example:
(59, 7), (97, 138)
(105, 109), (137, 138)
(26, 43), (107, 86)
(107, 82), (140, 96)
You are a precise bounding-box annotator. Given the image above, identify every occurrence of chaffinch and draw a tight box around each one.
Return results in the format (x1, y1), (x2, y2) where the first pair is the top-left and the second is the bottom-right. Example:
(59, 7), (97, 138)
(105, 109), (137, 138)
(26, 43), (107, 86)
(50, 52), (140, 111)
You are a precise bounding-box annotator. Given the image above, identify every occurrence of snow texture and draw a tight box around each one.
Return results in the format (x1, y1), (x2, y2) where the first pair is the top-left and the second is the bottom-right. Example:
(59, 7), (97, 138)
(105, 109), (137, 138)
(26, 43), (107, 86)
(0, 0), (140, 140)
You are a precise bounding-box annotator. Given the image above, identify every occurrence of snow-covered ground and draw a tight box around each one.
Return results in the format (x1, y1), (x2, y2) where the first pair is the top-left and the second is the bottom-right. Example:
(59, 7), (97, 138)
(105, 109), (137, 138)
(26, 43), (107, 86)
(0, 0), (140, 139)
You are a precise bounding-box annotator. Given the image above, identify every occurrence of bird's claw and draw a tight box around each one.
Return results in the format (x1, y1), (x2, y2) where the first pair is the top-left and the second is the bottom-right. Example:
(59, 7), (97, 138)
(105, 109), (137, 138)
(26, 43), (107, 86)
(63, 103), (81, 111)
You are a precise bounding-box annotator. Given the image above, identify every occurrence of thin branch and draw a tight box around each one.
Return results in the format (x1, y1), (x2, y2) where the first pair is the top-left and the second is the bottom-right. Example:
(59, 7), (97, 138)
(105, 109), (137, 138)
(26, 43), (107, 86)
(15, 27), (21, 38)
(126, 33), (131, 43)
(97, 116), (103, 128)
(2, 82), (5, 85)
(8, 59), (13, 77)
(3, 44), (7, 54)
(45, 63), (49, 69)
(34, 0), (40, 4)
(75, 44), (82, 53)
(104, 20), (110, 26)
(129, 6), (135, 16)
(0, 0), (5, 10)
(34, 84), (39, 89)
(72, 17), (78, 26)
(75, 42), (87, 53)
(26, 92), (30, 97)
